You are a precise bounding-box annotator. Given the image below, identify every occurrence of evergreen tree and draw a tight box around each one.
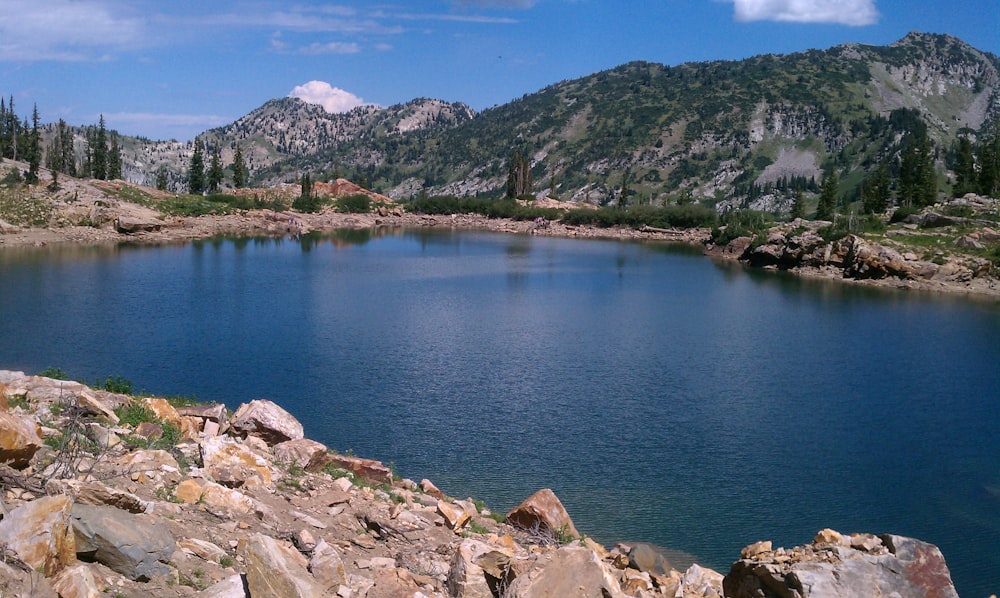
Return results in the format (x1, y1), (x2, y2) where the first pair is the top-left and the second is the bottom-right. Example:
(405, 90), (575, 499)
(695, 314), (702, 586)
(953, 136), (975, 197)
(505, 148), (532, 199)
(231, 143), (247, 189)
(25, 104), (41, 184)
(207, 148), (224, 193)
(91, 115), (108, 180)
(862, 162), (891, 214)
(107, 133), (122, 180)
(155, 165), (169, 191)
(0, 97), (8, 159)
(187, 139), (205, 195)
(815, 169), (838, 221)
(790, 189), (805, 220)
(978, 129), (1000, 197)
(898, 129), (935, 207)
(60, 120), (76, 177)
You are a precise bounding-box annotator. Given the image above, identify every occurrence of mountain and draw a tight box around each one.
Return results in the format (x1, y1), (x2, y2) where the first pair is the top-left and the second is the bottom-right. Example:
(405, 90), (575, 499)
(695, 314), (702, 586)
(44, 32), (1000, 208)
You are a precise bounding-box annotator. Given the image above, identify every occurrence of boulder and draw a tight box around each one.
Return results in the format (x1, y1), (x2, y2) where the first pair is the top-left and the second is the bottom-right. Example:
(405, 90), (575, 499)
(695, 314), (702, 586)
(309, 538), (347, 590)
(115, 216), (162, 234)
(447, 539), (498, 598)
(505, 488), (580, 540)
(0, 494), (76, 576)
(680, 563), (724, 598)
(504, 545), (625, 598)
(722, 531), (959, 598)
(0, 409), (44, 468)
(71, 503), (176, 581)
(628, 542), (672, 576)
(231, 399), (304, 445)
(76, 390), (120, 423)
(176, 402), (229, 436)
(51, 563), (103, 598)
(46, 479), (148, 513)
(307, 452), (393, 486)
(199, 435), (273, 487)
(179, 538), (228, 563)
(197, 574), (249, 598)
(438, 500), (472, 530)
(241, 533), (325, 598)
(273, 437), (328, 469)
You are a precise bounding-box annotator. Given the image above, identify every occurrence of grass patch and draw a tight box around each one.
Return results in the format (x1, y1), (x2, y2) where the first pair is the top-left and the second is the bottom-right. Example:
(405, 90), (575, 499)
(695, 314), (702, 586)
(0, 185), (52, 226)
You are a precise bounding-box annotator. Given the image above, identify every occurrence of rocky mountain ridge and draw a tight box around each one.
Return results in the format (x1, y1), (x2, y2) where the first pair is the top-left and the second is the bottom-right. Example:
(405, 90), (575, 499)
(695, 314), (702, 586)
(30, 32), (1000, 208)
(0, 371), (968, 597)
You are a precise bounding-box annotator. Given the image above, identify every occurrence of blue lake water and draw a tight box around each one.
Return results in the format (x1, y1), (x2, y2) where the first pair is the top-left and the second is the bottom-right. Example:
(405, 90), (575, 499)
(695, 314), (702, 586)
(1, 228), (998, 596)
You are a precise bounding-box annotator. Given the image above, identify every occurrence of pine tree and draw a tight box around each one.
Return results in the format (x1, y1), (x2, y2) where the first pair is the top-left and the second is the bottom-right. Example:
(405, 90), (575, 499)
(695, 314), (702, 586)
(862, 162), (890, 214)
(207, 147), (224, 193)
(155, 165), (169, 191)
(231, 143), (247, 189)
(953, 136), (975, 197)
(505, 148), (532, 199)
(60, 120), (76, 177)
(815, 169), (838, 221)
(107, 133), (122, 180)
(978, 129), (1000, 198)
(25, 104), (41, 184)
(790, 190), (805, 220)
(188, 139), (205, 195)
(91, 115), (108, 180)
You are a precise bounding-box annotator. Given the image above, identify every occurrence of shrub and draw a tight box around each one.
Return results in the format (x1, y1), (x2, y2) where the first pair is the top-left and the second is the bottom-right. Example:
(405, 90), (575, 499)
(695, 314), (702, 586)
(711, 210), (773, 245)
(335, 193), (372, 213)
(292, 193), (326, 213)
(99, 375), (134, 395)
(889, 205), (921, 224)
(39, 367), (68, 380)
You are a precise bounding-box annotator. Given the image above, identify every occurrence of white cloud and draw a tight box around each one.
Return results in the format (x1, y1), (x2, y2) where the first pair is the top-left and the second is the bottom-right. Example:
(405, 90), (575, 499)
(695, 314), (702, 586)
(452, 0), (537, 7)
(298, 42), (362, 55)
(289, 81), (367, 113)
(0, 0), (146, 61)
(729, 0), (879, 26)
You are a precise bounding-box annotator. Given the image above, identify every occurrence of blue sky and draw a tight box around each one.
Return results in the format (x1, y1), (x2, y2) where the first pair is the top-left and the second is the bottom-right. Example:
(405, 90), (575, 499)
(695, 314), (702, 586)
(1, 0), (997, 141)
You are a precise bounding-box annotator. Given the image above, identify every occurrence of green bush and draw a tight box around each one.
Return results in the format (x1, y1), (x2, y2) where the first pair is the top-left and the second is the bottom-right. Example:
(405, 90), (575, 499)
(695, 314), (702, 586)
(711, 210), (773, 245)
(889, 205), (921, 224)
(561, 205), (717, 229)
(406, 196), (562, 221)
(38, 367), (68, 380)
(292, 193), (326, 213)
(335, 193), (372, 213)
(99, 375), (134, 395)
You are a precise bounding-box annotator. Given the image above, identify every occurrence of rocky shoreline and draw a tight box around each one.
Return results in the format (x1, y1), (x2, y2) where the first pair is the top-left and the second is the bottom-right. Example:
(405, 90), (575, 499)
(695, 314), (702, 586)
(0, 371), (971, 597)
(3, 205), (999, 299)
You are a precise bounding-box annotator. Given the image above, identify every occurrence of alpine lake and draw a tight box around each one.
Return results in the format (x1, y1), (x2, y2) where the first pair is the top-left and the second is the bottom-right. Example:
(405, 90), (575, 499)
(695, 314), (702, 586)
(1, 227), (997, 596)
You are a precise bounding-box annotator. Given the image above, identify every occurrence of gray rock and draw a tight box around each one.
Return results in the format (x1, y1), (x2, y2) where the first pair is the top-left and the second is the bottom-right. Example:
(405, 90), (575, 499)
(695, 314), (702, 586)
(115, 216), (162, 234)
(628, 542), (671, 576)
(71, 503), (175, 581)
(723, 531), (958, 598)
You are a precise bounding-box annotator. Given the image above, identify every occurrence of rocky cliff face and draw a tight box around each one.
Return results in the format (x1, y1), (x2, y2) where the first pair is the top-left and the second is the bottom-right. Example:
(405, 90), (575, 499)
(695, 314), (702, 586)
(0, 371), (967, 597)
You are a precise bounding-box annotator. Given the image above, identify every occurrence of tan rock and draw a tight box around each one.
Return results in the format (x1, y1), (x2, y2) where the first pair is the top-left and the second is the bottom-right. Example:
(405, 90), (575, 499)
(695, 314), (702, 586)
(0, 382), (8, 410)
(447, 539), (496, 598)
(680, 563), (724, 598)
(0, 494), (76, 576)
(274, 438), (328, 469)
(242, 533), (325, 598)
(46, 479), (147, 513)
(200, 435), (273, 488)
(438, 500), (472, 530)
(76, 390), (120, 423)
(504, 545), (625, 598)
(175, 478), (207, 503)
(199, 481), (258, 515)
(51, 563), (102, 598)
(740, 540), (772, 559)
(309, 538), (347, 590)
(196, 574), (248, 598)
(505, 488), (580, 540)
(0, 409), (44, 468)
(179, 537), (228, 563)
(142, 397), (182, 425)
(119, 449), (179, 473)
(420, 478), (446, 499)
(308, 452), (393, 486)
(814, 528), (847, 546)
(231, 399), (304, 445)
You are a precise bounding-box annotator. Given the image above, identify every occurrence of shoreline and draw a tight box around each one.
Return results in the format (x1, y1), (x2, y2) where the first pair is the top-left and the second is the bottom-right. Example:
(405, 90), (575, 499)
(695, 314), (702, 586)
(2, 208), (998, 299)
